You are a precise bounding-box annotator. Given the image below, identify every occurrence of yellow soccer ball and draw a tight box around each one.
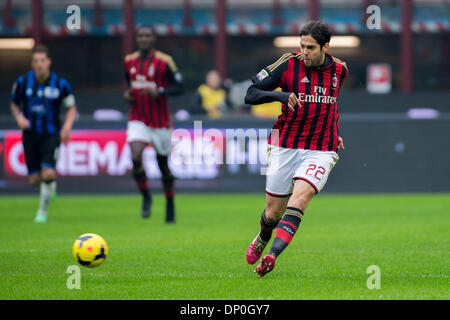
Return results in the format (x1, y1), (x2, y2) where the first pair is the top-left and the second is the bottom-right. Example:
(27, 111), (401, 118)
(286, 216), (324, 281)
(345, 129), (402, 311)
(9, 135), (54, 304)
(72, 233), (109, 268)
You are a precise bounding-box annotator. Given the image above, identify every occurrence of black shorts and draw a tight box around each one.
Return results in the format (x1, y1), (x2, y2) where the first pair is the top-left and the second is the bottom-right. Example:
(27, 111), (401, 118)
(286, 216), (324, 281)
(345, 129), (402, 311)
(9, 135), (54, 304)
(22, 131), (60, 175)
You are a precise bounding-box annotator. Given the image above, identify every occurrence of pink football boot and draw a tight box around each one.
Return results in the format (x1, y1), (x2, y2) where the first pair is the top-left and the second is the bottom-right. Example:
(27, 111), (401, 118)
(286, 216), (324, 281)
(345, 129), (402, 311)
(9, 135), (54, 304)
(246, 233), (267, 265)
(254, 254), (276, 278)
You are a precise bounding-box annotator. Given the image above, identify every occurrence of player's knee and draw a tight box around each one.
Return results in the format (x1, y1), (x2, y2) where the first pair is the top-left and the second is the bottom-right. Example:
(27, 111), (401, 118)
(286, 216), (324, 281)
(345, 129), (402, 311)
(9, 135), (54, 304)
(28, 174), (41, 186)
(131, 157), (142, 170)
(130, 142), (146, 168)
(156, 154), (168, 166)
(265, 210), (282, 223)
(157, 155), (172, 177)
(265, 201), (286, 221)
(41, 168), (56, 182)
(289, 192), (314, 211)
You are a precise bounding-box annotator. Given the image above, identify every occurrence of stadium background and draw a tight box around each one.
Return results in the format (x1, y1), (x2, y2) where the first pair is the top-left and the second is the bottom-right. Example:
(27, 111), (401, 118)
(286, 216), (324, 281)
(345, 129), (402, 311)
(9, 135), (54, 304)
(0, 0), (449, 302)
(0, 0), (449, 194)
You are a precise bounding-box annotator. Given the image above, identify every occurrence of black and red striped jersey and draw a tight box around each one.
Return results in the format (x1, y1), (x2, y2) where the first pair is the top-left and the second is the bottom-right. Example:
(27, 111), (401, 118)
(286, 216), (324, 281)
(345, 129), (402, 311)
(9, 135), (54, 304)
(124, 49), (183, 128)
(247, 52), (348, 152)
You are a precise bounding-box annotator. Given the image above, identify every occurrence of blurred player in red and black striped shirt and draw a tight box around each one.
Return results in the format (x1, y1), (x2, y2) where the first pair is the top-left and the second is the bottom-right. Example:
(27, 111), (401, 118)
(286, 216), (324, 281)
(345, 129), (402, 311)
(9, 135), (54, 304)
(244, 21), (348, 277)
(124, 25), (183, 223)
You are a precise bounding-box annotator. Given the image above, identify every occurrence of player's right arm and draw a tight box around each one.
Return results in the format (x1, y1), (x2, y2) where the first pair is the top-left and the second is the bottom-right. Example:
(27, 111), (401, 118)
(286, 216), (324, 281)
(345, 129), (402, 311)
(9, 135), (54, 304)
(10, 102), (29, 130)
(10, 75), (30, 130)
(123, 54), (136, 103)
(244, 54), (301, 110)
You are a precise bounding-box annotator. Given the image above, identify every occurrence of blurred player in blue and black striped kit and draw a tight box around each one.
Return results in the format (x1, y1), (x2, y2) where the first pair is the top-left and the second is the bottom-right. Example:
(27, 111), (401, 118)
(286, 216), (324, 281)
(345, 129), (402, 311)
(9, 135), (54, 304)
(10, 45), (77, 223)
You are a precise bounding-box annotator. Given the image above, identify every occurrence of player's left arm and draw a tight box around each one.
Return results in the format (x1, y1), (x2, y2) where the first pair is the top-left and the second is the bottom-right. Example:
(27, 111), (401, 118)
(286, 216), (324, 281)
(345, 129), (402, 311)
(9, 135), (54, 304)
(337, 136), (345, 150)
(61, 106), (76, 144)
(337, 62), (349, 151)
(59, 78), (77, 144)
(340, 63), (349, 86)
(158, 57), (184, 96)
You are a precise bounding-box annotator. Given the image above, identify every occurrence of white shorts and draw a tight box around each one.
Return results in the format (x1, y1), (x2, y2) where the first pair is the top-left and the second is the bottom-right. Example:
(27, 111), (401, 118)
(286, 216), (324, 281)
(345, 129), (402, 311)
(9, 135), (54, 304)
(265, 145), (339, 196)
(126, 120), (173, 155)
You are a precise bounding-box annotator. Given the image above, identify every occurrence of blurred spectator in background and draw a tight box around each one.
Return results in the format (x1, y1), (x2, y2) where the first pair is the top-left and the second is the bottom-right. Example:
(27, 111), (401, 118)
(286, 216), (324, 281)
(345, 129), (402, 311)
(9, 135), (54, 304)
(189, 70), (228, 118)
(225, 79), (253, 115)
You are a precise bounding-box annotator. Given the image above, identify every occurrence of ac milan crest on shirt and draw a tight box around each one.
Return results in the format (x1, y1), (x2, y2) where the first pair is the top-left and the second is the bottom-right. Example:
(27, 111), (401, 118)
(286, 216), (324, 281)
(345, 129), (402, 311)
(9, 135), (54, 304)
(332, 75), (338, 88)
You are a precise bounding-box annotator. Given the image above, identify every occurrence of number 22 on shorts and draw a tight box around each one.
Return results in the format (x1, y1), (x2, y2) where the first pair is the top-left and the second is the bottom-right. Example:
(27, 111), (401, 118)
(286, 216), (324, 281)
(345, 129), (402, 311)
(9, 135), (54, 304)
(305, 164), (326, 180)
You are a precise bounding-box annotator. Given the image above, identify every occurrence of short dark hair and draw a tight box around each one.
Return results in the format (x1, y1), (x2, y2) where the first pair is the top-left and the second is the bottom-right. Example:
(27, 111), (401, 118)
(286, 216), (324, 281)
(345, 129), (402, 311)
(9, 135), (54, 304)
(136, 24), (155, 34)
(299, 20), (331, 48)
(31, 44), (50, 57)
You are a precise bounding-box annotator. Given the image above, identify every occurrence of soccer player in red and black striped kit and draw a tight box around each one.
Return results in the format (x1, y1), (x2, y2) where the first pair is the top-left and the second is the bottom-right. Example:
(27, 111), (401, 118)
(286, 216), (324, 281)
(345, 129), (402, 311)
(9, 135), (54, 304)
(124, 25), (183, 222)
(245, 21), (348, 277)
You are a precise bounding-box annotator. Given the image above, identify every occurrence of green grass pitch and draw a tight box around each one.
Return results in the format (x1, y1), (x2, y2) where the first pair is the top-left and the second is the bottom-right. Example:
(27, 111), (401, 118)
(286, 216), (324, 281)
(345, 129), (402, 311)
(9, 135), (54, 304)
(0, 193), (448, 300)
